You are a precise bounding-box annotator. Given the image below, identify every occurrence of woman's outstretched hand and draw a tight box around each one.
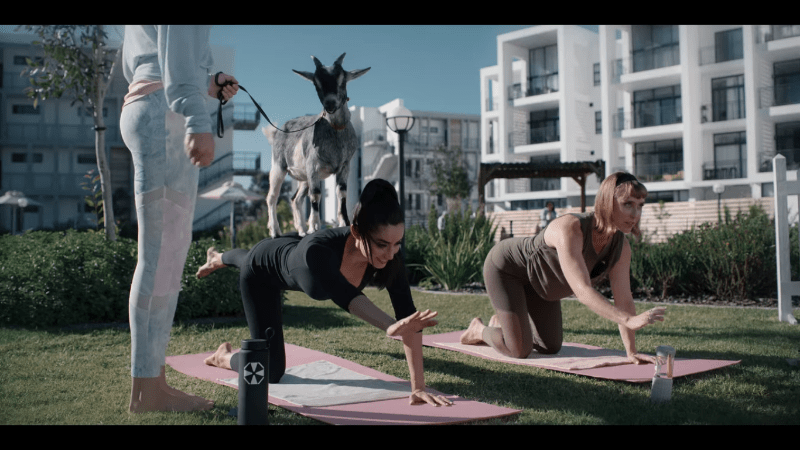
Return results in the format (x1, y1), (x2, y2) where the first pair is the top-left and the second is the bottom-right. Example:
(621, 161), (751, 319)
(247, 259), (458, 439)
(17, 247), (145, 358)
(410, 388), (453, 407)
(625, 307), (666, 331)
(386, 309), (439, 338)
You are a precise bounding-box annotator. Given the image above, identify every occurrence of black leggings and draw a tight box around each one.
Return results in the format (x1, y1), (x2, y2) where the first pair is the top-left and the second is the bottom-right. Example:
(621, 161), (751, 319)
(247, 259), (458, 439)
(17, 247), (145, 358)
(222, 248), (286, 383)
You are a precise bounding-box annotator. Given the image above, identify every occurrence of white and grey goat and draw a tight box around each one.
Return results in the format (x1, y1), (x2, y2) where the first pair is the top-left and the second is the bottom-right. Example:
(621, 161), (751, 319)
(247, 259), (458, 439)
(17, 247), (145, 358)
(263, 53), (370, 237)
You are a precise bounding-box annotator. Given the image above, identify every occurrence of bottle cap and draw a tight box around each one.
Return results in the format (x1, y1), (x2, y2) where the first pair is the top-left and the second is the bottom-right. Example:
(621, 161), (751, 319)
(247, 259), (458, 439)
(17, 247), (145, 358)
(241, 339), (267, 351)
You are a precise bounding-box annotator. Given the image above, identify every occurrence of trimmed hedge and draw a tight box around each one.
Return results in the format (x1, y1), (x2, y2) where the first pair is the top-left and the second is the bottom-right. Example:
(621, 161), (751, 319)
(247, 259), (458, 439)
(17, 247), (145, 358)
(0, 230), (242, 328)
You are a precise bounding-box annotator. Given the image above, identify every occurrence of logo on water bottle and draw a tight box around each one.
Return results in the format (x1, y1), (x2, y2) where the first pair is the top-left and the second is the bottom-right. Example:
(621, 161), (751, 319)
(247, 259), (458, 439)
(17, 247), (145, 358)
(243, 362), (265, 385)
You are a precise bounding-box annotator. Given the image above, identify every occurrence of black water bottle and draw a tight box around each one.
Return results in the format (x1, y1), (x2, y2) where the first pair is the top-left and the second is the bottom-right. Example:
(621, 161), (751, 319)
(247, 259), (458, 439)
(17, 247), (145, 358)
(237, 328), (273, 425)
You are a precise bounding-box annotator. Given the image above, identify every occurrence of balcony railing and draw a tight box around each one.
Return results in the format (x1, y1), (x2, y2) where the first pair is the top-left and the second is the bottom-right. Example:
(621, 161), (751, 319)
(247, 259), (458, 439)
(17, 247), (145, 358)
(764, 25), (800, 43)
(759, 149), (800, 172)
(506, 75), (558, 102)
(613, 107), (682, 133)
(758, 83), (800, 108)
(703, 159), (745, 180)
(698, 44), (743, 66)
(611, 45), (680, 82)
(507, 126), (559, 149)
(633, 161), (684, 182)
(701, 99), (746, 123)
(0, 122), (123, 146)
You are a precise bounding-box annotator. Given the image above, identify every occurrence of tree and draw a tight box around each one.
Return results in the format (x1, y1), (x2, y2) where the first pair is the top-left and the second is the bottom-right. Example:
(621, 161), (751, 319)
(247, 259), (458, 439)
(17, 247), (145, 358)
(429, 145), (471, 213)
(17, 25), (122, 241)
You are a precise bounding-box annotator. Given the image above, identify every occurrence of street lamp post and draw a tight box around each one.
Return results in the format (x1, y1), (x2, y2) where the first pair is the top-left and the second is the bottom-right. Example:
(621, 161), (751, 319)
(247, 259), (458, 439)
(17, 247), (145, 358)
(386, 105), (415, 255)
(713, 183), (725, 223)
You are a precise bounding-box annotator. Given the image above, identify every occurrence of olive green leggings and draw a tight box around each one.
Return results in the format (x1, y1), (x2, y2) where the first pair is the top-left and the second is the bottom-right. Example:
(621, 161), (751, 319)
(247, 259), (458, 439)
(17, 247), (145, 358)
(481, 243), (563, 358)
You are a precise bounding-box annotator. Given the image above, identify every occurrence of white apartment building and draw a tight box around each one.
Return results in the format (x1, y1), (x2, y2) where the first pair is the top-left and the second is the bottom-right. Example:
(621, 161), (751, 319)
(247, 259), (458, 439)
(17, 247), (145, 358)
(480, 25), (800, 212)
(319, 98), (481, 228)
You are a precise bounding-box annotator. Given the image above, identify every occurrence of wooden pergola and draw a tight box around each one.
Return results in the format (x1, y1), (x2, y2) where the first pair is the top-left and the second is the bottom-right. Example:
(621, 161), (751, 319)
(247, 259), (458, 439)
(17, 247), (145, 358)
(478, 160), (606, 214)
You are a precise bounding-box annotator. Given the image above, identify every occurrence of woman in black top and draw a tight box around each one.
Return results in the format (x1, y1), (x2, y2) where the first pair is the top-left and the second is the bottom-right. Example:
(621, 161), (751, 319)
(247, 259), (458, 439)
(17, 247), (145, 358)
(199, 179), (451, 407)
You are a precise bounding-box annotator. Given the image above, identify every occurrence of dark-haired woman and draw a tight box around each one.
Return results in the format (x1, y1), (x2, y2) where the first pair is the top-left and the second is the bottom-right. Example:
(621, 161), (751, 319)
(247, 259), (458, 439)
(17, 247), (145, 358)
(199, 179), (452, 407)
(460, 172), (666, 364)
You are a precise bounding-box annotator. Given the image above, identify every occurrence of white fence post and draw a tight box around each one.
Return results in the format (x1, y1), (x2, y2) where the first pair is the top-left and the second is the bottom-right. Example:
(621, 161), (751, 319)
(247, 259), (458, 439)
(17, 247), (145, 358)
(772, 155), (799, 324)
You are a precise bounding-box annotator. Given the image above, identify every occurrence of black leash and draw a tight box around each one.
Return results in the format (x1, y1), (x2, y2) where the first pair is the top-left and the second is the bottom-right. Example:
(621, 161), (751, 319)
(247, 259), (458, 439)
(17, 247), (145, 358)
(214, 72), (322, 138)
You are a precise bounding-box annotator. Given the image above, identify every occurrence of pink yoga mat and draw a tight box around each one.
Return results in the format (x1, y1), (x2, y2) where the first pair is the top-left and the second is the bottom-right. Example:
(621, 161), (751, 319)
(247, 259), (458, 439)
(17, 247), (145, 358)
(421, 331), (740, 383)
(166, 343), (520, 425)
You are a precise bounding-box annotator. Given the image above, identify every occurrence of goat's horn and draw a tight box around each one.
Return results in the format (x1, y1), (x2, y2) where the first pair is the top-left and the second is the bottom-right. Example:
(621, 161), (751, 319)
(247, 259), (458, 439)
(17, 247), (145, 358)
(312, 56), (323, 68)
(335, 53), (346, 66)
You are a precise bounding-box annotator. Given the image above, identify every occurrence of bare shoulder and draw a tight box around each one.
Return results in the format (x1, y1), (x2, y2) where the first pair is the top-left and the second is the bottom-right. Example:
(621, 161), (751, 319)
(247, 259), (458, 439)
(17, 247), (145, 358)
(543, 214), (583, 249)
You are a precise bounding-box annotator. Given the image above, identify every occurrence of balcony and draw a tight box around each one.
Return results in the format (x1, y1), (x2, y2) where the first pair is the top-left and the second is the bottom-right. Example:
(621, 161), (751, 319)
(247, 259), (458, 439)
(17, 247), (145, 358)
(507, 125), (559, 150)
(764, 25), (800, 43)
(507, 74), (559, 102)
(759, 149), (800, 172)
(612, 46), (680, 82)
(701, 98), (746, 123)
(0, 122), (123, 147)
(633, 161), (684, 183)
(232, 103), (261, 131)
(758, 83), (800, 109)
(703, 159), (745, 180)
(698, 44), (743, 66)
(613, 106), (682, 134)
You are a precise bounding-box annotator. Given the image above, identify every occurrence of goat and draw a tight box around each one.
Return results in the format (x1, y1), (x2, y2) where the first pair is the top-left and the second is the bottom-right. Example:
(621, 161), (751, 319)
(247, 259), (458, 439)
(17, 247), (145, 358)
(263, 53), (370, 238)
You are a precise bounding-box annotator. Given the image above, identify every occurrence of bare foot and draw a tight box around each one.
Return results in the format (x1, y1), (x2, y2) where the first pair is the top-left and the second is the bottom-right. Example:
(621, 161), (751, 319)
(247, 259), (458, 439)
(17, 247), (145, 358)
(460, 317), (486, 345)
(196, 247), (224, 279)
(203, 342), (233, 370)
(488, 315), (500, 328)
(129, 377), (213, 413)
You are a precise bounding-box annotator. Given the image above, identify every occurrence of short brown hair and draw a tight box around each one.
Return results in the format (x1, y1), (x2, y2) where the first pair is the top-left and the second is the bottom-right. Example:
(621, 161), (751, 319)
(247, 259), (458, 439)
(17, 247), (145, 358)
(593, 172), (648, 236)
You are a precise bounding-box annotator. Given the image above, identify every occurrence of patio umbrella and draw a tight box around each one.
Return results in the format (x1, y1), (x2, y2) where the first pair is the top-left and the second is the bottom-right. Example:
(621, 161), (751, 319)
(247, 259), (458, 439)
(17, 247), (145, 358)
(0, 191), (41, 235)
(200, 181), (262, 248)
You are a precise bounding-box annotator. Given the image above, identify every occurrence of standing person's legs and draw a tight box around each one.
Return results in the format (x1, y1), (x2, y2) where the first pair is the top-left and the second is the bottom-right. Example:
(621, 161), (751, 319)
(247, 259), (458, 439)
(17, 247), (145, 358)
(123, 95), (208, 412)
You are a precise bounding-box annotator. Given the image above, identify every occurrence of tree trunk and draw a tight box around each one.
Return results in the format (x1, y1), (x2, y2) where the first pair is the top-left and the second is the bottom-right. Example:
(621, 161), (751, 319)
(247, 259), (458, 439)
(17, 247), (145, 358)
(93, 30), (118, 241)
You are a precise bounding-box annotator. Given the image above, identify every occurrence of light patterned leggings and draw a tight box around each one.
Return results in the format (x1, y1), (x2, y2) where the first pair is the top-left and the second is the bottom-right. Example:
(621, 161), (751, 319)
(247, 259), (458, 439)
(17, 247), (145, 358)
(120, 91), (198, 378)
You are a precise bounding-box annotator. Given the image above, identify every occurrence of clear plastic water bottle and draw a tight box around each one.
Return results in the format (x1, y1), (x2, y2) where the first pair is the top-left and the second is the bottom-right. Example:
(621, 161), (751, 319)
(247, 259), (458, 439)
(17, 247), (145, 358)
(650, 345), (675, 402)
(237, 328), (273, 425)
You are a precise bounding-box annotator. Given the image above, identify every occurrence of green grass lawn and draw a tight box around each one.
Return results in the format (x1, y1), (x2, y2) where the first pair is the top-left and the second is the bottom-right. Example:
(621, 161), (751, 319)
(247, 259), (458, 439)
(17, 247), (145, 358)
(1, 288), (798, 425)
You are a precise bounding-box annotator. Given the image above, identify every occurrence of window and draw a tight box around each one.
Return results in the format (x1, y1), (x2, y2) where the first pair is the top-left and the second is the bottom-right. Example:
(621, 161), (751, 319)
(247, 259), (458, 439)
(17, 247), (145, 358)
(528, 44), (558, 95)
(774, 59), (800, 107)
(709, 131), (747, 179)
(595, 111), (602, 134)
(633, 85), (682, 128)
(776, 121), (800, 169)
(631, 25), (679, 72)
(12, 104), (39, 115)
(712, 75), (745, 121)
(11, 152), (43, 163)
(529, 109), (559, 143)
(715, 28), (743, 63)
(634, 138), (683, 182)
(593, 63), (601, 86)
(78, 154), (96, 165)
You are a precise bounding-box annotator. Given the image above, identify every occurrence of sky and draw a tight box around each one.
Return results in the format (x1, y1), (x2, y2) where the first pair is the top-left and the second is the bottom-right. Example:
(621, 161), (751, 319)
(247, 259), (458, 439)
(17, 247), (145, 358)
(204, 25), (540, 170)
(3, 25), (600, 174)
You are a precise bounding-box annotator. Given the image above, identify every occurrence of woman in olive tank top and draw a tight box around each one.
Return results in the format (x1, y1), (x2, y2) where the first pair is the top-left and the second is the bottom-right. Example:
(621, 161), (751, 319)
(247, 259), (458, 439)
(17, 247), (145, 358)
(461, 172), (666, 365)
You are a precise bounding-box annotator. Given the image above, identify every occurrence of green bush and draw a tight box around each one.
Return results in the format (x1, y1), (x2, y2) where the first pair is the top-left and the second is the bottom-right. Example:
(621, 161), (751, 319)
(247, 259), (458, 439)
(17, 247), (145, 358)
(406, 209), (496, 291)
(0, 230), (242, 328)
(630, 204), (778, 301)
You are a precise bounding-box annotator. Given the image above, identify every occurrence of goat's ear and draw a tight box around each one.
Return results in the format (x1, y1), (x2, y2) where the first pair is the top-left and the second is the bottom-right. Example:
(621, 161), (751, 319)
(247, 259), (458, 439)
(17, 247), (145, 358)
(346, 67), (371, 82)
(292, 69), (315, 83)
